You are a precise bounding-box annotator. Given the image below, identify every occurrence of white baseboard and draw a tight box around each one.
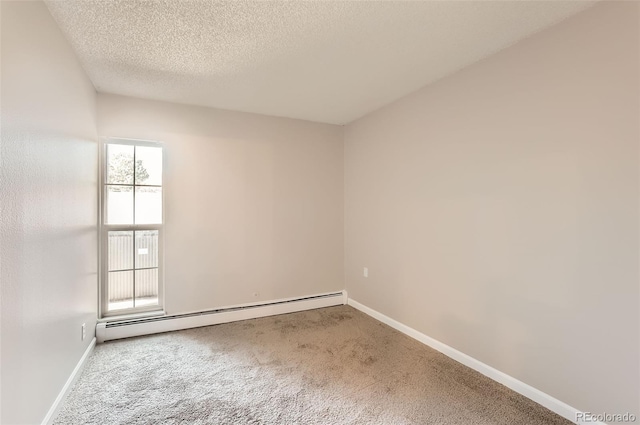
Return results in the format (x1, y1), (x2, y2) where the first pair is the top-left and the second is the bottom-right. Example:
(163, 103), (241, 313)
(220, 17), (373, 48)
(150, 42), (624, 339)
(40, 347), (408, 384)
(42, 337), (96, 425)
(347, 298), (602, 425)
(97, 291), (346, 343)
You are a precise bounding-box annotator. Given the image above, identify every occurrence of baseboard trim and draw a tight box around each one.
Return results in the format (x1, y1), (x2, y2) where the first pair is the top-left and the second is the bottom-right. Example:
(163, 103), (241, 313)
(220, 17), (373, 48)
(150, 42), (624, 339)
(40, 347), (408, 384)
(41, 337), (96, 425)
(97, 290), (347, 343)
(347, 298), (601, 425)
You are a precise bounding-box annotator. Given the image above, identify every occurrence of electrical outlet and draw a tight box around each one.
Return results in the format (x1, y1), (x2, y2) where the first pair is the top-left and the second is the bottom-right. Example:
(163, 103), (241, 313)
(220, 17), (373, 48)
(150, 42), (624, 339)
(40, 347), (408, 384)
(81, 323), (86, 341)
(363, 267), (368, 278)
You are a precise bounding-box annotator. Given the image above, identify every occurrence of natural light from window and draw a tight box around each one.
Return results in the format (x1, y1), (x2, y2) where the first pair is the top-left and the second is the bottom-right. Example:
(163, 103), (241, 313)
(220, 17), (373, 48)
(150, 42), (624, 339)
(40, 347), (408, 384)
(102, 141), (164, 315)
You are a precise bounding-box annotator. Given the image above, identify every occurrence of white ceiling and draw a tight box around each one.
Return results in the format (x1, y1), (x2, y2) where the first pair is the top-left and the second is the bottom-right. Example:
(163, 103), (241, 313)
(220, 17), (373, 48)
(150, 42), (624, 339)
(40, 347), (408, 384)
(46, 1), (596, 125)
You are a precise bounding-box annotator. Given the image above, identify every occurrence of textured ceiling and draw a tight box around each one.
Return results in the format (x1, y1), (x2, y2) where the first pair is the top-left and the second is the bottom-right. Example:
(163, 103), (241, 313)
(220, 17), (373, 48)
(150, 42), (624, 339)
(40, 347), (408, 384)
(46, 1), (596, 124)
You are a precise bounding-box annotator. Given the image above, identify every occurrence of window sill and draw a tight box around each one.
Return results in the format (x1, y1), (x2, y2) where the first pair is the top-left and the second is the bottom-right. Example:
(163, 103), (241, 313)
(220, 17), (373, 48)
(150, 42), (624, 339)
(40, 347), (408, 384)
(98, 309), (166, 323)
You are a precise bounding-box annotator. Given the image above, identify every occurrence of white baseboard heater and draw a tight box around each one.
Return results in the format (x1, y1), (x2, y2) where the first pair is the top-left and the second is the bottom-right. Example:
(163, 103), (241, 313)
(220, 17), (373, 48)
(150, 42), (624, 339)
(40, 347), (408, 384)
(96, 290), (347, 343)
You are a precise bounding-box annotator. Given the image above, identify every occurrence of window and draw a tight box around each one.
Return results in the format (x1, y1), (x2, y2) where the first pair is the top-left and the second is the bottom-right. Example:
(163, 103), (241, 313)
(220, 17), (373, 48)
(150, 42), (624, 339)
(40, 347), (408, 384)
(101, 139), (164, 317)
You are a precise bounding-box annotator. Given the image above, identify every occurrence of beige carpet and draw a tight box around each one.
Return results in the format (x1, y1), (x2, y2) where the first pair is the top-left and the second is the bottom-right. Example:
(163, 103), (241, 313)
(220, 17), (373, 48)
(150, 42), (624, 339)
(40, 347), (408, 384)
(55, 306), (571, 425)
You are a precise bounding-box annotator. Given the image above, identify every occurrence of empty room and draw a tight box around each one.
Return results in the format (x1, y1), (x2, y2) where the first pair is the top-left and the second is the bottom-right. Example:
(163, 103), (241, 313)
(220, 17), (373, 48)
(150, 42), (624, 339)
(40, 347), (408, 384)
(1, 1), (638, 424)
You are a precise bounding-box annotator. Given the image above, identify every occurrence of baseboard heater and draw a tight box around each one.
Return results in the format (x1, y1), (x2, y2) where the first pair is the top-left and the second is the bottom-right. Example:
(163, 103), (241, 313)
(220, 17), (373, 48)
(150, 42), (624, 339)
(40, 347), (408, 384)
(96, 290), (346, 343)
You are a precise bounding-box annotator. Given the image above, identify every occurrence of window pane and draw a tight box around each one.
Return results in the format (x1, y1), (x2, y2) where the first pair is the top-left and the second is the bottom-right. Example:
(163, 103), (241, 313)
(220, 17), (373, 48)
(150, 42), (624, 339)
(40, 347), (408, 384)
(108, 231), (133, 271)
(108, 270), (133, 311)
(107, 144), (134, 185)
(135, 230), (158, 269)
(135, 146), (162, 186)
(106, 186), (133, 225)
(135, 268), (158, 307)
(135, 187), (162, 224)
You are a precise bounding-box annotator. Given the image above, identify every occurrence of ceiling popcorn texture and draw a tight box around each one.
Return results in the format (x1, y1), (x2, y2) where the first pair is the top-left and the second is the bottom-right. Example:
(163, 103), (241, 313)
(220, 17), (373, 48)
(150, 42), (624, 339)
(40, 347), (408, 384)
(45, 1), (596, 124)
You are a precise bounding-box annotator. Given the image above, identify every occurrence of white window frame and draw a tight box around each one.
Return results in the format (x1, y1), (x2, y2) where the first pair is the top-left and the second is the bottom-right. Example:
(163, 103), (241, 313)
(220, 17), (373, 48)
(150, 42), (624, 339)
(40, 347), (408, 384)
(99, 138), (165, 319)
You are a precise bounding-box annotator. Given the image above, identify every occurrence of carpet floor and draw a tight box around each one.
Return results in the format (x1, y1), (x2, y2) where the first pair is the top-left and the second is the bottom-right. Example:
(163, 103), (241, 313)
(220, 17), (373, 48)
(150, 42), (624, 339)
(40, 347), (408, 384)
(55, 306), (571, 425)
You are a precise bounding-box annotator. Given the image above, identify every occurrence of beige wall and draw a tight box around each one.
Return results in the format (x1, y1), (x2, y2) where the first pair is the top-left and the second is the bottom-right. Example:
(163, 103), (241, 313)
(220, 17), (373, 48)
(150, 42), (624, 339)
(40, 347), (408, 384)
(97, 94), (344, 314)
(344, 1), (639, 417)
(0, 2), (98, 424)
(2, 1), (637, 423)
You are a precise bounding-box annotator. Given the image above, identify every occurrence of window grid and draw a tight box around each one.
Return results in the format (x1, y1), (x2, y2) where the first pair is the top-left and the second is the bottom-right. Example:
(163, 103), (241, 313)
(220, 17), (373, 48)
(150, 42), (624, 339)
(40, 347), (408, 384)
(101, 139), (164, 318)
